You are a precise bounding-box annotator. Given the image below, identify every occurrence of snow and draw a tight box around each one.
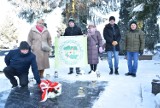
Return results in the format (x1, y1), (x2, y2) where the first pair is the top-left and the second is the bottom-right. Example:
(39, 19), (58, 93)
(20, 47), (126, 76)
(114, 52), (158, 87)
(0, 0), (65, 45)
(45, 7), (65, 43)
(132, 3), (144, 12)
(39, 56), (160, 108)
(155, 43), (160, 47)
(1, 56), (160, 108)
(143, 49), (153, 55)
(157, 15), (160, 30)
(155, 93), (160, 108)
(0, 0), (12, 25)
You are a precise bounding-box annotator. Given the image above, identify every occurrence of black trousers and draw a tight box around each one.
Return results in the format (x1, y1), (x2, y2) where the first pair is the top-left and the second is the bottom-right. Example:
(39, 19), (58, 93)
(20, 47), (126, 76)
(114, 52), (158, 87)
(90, 64), (97, 71)
(3, 66), (28, 87)
(69, 67), (80, 73)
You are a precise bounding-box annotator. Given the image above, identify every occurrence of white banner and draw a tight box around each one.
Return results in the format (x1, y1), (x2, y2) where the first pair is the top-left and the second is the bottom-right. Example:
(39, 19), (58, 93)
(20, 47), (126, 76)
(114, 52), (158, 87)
(55, 36), (87, 68)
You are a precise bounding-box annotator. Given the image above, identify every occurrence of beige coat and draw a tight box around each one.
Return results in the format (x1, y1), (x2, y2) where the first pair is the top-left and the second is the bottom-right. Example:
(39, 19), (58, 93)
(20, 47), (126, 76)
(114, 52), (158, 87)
(28, 26), (52, 70)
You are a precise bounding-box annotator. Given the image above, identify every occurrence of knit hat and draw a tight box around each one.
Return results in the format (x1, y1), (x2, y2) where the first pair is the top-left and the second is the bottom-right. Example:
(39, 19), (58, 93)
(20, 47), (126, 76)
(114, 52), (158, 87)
(109, 16), (115, 21)
(19, 41), (30, 50)
(129, 20), (137, 26)
(88, 22), (95, 28)
(68, 18), (75, 23)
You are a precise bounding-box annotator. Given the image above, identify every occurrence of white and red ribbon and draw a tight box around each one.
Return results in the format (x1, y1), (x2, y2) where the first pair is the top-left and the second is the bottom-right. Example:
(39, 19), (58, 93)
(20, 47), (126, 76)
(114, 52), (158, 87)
(39, 80), (62, 102)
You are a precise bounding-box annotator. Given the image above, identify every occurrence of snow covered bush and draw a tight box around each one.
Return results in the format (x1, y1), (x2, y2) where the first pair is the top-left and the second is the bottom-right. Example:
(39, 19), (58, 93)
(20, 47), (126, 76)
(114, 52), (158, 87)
(155, 93), (160, 108)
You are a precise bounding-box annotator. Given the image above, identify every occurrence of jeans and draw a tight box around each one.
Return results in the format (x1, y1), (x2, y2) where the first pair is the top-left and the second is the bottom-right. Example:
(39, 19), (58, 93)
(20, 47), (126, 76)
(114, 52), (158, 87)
(127, 52), (139, 74)
(107, 47), (119, 69)
(3, 66), (28, 87)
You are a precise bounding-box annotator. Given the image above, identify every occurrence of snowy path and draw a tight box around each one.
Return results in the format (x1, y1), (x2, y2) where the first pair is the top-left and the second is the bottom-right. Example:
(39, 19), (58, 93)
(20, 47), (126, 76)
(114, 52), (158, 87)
(92, 76), (154, 108)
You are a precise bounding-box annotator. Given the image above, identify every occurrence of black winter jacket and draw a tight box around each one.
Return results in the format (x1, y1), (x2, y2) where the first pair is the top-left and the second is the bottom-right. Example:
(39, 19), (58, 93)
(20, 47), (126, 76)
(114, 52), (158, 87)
(64, 25), (83, 36)
(103, 23), (121, 51)
(4, 49), (40, 84)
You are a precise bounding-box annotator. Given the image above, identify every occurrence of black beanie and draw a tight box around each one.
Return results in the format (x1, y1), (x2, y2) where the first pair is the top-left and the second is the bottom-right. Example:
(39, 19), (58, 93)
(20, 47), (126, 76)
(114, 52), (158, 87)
(109, 16), (115, 21)
(68, 18), (75, 23)
(129, 20), (137, 26)
(19, 41), (30, 50)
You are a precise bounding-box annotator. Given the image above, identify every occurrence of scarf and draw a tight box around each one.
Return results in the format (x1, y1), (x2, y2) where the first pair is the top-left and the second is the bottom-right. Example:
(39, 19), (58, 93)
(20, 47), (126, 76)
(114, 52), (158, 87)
(36, 25), (44, 32)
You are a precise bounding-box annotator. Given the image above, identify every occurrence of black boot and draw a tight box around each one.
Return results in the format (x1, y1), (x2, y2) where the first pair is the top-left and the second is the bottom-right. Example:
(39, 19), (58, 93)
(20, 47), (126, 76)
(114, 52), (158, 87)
(88, 70), (94, 74)
(109, 68), (113, 75)
(68, 68), (73, 74)
(131, 73), (136, 77)
(76, 67), (81, 74)
(125, 72), (136, 77)
(125, 72), (132, 76)
(115, 68), (119, 75)
(88, 70), (92, 74)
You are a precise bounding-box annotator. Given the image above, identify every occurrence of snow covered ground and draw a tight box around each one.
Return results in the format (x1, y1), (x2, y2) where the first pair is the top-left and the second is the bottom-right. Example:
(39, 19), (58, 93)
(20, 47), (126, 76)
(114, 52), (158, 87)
(0, 56), (160, 108)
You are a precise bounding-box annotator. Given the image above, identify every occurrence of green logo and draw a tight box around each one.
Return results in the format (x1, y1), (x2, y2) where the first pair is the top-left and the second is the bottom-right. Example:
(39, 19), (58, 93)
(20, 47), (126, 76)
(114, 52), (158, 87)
(59, 40), (83, 65)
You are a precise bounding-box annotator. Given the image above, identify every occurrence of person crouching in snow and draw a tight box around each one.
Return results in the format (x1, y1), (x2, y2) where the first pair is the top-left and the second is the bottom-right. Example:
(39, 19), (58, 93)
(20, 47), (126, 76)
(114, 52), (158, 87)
(3, 41), (41, 88)
(87, 23), (103, 74)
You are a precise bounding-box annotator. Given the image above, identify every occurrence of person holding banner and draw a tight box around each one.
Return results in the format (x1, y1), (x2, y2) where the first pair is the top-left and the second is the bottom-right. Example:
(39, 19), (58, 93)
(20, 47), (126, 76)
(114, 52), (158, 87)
(63, 18), (83, 75)
(87, 23), (103, 74)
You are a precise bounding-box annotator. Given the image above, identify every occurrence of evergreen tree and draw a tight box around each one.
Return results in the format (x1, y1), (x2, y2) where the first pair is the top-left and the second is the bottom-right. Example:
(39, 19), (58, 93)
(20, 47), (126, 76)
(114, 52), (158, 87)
(132, 0), (159, 51)
(0, 16), (18, 49)
(119, 0), (159, 51)
(63, 0), (120, 33)
(118, 0), (132, 53)
(8, 0), (120, 25)
(8, 0), (63, 23)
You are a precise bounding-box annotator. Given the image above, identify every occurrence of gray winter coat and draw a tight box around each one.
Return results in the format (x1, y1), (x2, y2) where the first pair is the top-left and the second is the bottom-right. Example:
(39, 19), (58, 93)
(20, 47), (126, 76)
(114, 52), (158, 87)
(87, 31), (103, 64)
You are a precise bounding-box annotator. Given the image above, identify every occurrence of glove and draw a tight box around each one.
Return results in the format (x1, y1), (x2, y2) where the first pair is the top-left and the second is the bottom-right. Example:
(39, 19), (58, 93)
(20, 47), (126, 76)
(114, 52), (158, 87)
(99, 47), (104, 53)
(139, 50), (143, 56)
